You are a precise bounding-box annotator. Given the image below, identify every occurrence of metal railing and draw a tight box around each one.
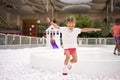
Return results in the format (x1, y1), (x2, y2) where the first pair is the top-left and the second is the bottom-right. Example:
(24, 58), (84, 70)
(77, 38), (115, 46)
(0, 33), (45, 46)
(0, 33), (115, 46)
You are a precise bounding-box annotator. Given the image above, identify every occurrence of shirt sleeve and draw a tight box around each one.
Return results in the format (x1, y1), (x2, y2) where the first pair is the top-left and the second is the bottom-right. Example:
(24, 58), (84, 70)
(75, 28), (81, 34)
(59, 27), (66, 32)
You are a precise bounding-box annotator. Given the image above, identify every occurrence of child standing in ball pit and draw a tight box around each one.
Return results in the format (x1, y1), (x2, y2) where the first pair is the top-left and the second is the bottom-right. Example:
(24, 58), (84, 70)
(46, 16), (101, 75)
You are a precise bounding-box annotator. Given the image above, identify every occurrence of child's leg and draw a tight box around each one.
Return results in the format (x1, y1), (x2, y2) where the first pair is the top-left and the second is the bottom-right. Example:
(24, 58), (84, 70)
(70, 53), (77, 63)
(62, 50), (70, 75)
(114, 44), (118, 51)
(64, 50), (70, 65)
(113, 44), (118, 55)
(117, 44), (120, 54)
(113, 37), (118, 54)
(116, 37), (120, 55)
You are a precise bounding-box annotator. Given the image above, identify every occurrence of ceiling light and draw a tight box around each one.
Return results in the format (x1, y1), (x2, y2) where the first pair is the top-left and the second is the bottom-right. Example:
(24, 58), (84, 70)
(59, 0), (92, 4)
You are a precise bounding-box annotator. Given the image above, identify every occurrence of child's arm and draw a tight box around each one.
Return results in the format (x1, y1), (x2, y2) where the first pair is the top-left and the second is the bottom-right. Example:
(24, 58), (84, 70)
(46, 17), (60, 29)
(81, 28), (101, 32)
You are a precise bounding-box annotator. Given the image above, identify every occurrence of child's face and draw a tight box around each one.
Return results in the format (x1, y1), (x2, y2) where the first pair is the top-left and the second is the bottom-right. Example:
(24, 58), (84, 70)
(66, 21), (76, 30)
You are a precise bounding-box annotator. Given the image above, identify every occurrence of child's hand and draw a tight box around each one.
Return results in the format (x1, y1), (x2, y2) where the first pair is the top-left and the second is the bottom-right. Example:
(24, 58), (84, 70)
(46, 17), (51, 23)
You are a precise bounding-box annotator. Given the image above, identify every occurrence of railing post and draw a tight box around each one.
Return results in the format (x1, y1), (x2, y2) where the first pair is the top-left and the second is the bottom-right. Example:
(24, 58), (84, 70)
(104, 38), (107, 45)
(29, 37), (31, 45)
(43, 37), (45, 45)
(19, 36), (22, 46)
(86, 38), (88, 45)
(37, 38), (39, 45)
(5, 34), (7, 45)
(95, 38), (97, 45)
(99, 38), (101, 45)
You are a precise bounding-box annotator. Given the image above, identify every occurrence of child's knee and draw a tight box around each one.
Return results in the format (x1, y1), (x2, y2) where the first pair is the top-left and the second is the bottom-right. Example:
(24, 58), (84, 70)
(66, 56), (70, 60)
(71, 59), (77, 63)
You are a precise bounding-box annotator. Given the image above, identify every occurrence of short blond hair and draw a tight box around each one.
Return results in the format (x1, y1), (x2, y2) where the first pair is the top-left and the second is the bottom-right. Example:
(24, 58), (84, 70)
(66, 16), (76, 23)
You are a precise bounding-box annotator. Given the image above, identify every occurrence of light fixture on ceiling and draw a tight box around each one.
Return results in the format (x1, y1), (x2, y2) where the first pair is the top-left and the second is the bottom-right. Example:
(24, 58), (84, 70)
(62, 5), (91, 13)
(92, 0), (108, 3)
(59, 0), (92, 4)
